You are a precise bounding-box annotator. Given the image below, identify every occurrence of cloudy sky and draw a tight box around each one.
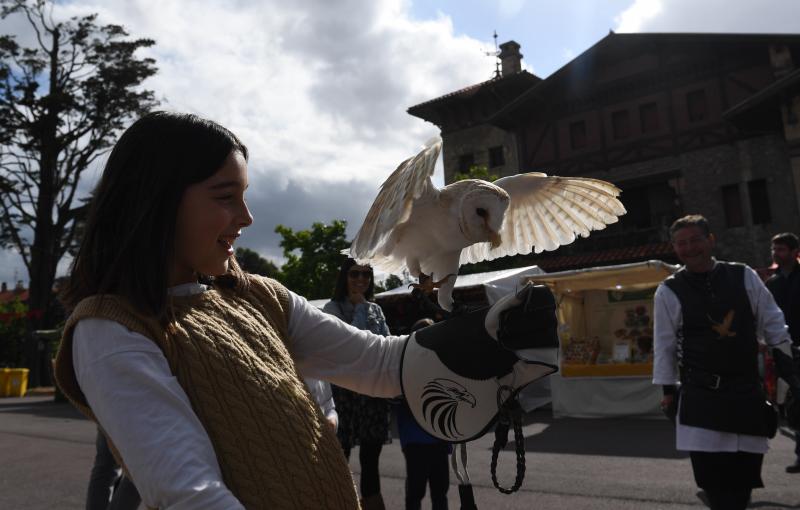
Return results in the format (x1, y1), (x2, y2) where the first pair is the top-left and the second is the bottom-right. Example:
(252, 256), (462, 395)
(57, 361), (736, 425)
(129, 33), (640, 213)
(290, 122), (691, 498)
(1, 0), (799, 287)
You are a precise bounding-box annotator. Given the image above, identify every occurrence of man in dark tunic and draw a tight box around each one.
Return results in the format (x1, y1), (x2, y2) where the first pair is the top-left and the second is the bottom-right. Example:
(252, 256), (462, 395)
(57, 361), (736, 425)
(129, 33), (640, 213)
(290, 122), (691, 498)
(765, 232), (800, 473)
(654, 215), (800, 510)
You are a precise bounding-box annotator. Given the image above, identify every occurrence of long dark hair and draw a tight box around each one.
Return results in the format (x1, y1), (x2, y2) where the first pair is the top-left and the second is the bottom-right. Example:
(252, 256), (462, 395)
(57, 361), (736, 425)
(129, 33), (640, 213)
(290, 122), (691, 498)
(332, 257), (375, 302)
(61, 111), (250, 319)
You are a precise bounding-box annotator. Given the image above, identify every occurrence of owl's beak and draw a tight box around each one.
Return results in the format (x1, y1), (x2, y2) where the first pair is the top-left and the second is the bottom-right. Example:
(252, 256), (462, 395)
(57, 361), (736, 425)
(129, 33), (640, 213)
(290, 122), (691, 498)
(489, 230), (502, 249)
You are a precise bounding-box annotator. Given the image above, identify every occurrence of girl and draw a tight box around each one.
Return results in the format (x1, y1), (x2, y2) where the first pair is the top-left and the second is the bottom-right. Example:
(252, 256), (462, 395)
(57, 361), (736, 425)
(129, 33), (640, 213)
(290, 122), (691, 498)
(55, 112), (406, 510)
(322, 259), (391, 510)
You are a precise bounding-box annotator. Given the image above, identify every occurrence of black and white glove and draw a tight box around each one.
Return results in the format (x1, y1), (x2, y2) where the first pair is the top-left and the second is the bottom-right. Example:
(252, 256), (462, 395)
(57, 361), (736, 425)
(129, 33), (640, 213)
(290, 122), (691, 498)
(400, 283), (560, 443)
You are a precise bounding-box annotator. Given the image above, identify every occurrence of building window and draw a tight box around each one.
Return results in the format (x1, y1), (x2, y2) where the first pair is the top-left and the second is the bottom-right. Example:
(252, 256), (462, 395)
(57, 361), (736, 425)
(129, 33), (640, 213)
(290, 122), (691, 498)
(457, 153), (475, 173)
(748, 179), (771, 224)
(570, 120), (587, 149)
(721, 184), (744, 227)
(640, 102), (659, 133)
(488, 146), (505, 168)
(611, 110), (630, 140)
(687, 89), (708, 122)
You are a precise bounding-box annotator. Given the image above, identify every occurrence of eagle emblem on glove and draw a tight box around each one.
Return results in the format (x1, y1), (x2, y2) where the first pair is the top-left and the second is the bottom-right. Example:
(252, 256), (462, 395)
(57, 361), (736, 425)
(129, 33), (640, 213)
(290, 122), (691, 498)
(421, 378), (477, 439)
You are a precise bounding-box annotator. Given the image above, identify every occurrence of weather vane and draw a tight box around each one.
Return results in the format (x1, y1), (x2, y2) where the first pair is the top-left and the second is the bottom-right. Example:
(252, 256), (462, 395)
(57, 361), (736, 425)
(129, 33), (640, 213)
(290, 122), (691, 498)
(483, 30), (501, 79)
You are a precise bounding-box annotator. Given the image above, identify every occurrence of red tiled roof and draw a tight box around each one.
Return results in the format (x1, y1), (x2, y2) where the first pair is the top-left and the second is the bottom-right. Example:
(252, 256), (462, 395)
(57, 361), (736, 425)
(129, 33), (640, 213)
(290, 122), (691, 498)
(408, 71), (540, 112)
(0, 289), (29, 304)
(533, 242), (676, 272)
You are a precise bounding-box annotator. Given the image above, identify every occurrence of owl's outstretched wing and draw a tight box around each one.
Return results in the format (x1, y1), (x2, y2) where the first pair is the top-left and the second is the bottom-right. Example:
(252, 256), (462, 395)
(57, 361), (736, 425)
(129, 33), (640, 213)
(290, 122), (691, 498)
(346, 136), (442, 268)
(459, 173), (626, 265)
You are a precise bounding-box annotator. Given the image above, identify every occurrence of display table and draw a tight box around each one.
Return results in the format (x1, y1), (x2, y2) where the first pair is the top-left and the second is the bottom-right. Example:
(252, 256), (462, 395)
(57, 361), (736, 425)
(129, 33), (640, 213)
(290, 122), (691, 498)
(550, 373), (662, 418)
(526, 261), (679, 418)
(561, 363), (653, 378)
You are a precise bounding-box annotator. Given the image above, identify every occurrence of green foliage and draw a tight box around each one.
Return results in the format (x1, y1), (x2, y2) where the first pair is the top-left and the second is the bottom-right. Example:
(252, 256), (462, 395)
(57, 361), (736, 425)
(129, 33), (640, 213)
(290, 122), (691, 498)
(0, 0), (159, 327)
(382, 274), (403, 290)
(235, 247), (279, 278)
(0, 298), (28, 367)
(274, 220), (350, 300)
(453, 165), (498, 183)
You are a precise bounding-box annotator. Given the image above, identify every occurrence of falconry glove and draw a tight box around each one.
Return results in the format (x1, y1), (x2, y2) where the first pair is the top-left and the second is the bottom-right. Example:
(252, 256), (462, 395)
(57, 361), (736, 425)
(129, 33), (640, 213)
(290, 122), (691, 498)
(400, 283), (559, 443)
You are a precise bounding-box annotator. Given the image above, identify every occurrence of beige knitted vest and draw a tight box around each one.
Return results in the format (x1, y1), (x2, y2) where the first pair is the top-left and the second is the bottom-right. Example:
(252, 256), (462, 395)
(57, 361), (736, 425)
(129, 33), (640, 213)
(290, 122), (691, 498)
(54, 276), (359, 509)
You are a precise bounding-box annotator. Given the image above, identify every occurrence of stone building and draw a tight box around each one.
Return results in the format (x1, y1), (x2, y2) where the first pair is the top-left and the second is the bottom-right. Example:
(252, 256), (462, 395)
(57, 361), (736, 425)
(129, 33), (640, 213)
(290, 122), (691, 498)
(408, 33), (800, 271)
(408, 41), (540, 183)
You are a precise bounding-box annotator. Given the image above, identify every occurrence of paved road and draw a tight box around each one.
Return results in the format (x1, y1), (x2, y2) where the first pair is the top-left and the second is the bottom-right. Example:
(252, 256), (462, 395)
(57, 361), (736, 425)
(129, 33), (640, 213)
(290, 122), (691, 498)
(1, 396), (798, 509)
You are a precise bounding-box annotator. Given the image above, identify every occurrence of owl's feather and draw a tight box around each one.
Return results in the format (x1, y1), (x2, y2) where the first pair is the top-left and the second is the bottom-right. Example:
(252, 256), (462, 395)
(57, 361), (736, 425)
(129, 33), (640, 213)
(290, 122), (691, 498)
(459, 173), (626, 265)
(346, 136), (626, 310)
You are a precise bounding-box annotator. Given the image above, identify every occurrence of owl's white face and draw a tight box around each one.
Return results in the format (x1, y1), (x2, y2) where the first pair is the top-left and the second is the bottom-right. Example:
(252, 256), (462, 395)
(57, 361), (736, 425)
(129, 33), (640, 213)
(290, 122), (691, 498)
(459, 186), (509, 247)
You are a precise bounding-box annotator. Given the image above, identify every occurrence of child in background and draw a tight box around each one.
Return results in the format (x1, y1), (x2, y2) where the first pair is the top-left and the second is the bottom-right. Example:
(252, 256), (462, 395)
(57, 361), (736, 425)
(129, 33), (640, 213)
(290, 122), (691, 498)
(397, 318), (451, 510)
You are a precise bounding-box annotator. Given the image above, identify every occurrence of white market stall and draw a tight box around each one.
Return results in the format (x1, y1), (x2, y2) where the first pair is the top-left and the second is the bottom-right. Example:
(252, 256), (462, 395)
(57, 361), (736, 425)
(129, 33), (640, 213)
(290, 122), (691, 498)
(525, 260), (679, 418)
(374, 265), (545, 304)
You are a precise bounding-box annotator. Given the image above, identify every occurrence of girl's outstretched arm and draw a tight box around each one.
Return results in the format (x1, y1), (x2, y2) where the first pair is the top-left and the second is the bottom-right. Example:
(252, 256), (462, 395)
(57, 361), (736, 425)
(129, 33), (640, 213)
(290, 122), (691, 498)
(289, 292), (405, 398)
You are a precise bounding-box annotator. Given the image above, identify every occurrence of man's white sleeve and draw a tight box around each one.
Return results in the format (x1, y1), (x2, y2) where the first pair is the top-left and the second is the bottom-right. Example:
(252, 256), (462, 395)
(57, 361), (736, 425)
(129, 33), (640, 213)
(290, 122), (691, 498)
(653, 284), (681, 385)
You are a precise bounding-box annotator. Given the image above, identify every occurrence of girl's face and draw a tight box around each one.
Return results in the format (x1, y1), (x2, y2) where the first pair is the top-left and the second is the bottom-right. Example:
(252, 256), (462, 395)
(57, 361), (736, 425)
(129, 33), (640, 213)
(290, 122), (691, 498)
(172, 150), (253, 285)
(346, 265), (372, 296)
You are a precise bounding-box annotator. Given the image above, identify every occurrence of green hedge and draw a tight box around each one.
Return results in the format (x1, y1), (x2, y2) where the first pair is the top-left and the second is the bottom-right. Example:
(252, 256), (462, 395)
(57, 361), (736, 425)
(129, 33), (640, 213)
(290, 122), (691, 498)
(0, 298), (29, 367)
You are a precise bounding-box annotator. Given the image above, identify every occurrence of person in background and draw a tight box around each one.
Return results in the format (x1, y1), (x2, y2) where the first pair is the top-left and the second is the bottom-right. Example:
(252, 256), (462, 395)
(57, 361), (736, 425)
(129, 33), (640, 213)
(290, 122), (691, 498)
(396, 317), (450, 510)
(764, 232), (800, 473)
(322, 258), (391, 510)
(86, 427), (141, 510)
(653, 214), (800, 510)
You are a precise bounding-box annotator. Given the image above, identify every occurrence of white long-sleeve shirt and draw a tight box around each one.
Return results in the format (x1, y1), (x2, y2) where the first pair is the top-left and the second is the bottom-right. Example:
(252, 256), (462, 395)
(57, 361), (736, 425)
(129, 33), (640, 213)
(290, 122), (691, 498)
(73, 282), (405, 509)
(304, 377), (337, 428)
(653, 261), (792, 453)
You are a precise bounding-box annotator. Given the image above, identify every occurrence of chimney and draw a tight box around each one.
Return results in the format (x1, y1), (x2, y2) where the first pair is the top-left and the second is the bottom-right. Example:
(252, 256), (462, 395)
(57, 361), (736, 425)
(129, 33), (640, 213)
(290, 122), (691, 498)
(15, 280), (24, 291)
(499, 40), (522, 77)
(1, 282), (6, 293)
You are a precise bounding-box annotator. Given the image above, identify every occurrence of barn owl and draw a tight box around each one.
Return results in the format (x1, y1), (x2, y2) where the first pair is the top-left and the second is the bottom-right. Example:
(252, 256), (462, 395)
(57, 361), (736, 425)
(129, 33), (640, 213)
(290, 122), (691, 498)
(346, 136), (626, 310)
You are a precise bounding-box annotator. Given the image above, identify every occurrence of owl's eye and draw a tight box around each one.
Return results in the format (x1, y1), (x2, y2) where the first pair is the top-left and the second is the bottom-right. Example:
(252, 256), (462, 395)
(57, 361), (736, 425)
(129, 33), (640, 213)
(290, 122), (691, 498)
(476, 208), (488, 218)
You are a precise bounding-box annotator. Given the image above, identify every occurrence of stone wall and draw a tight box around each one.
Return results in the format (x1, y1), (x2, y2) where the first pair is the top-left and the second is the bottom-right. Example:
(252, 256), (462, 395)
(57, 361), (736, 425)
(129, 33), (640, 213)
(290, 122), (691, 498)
(442, 125), (520, 183)
(582, 133), (798, 268)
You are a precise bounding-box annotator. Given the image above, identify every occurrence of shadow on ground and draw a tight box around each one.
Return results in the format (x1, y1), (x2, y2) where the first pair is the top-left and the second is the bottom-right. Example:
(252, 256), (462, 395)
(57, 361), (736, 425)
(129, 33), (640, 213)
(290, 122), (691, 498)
(501, 410), (689, 459)
(0, 397), (84, 420)
(748, 501), (800, 509)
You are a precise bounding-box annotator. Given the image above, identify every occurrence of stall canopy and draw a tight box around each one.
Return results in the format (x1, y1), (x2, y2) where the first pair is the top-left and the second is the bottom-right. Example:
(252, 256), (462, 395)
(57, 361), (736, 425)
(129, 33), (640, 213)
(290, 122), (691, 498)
(525, 260), (678, 294)
(374, 265), (544, 304)
(524, 260), (680, 418)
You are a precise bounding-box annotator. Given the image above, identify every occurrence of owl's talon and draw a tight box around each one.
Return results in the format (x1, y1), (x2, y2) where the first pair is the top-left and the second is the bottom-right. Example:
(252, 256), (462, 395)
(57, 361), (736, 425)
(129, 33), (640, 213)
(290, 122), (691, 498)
(409, 272), (456, 295)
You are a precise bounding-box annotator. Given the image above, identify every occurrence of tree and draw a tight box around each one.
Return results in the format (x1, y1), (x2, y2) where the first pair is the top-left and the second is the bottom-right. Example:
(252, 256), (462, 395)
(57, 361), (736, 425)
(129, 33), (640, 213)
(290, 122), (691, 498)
(453, 164), (498, 183)
(0, 0), (158, 327)
(382, 274), (403, 290)
(235, 246), (279, 278)
(274, 220), (350, 300)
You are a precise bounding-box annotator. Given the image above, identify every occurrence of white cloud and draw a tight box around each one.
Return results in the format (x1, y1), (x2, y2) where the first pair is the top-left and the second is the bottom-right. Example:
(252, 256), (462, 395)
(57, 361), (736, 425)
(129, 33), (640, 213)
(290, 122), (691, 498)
(0, 0), (494, 284)
(614, 0), (662, 33)
(615, 0), (800, 33)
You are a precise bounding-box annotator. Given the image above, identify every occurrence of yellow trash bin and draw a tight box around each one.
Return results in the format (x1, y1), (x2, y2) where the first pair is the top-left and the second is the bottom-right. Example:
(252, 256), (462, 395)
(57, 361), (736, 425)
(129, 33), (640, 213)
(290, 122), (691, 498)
(0, 368), (29, 397)
(0, 369), (8, 397)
